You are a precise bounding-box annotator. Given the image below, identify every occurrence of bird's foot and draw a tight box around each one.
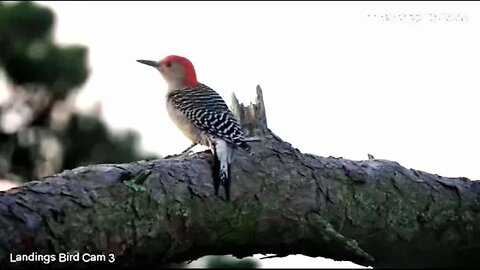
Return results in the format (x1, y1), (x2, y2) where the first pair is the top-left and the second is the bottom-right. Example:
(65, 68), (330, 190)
(180, 150), (195, 157)
(180, 143), (197, 157)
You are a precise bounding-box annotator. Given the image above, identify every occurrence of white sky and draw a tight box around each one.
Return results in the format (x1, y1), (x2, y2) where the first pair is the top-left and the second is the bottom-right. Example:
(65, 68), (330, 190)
(7, 1), (480, 268)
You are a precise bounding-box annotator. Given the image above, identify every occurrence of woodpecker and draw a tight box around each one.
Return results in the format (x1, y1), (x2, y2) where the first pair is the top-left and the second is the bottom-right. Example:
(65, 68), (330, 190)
(136, 55), (250, 200)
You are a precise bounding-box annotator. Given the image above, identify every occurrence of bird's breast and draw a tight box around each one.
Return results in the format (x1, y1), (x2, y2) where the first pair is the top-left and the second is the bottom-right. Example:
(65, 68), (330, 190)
(165, 101), (209, 146)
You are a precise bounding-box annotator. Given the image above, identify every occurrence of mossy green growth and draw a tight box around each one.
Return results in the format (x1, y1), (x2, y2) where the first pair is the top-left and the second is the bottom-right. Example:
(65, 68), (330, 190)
(52, 192), (135, 252)
(122, 170), (152, 192)
(165, 198), (263, 245)
(80, 188), (167, 251)
(123, 180), (147, 192)
(92, 198), (134, 236)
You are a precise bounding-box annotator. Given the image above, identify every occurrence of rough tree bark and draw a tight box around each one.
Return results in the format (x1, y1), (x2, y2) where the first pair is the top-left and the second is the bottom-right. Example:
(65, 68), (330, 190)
(0, 86), (479, 269)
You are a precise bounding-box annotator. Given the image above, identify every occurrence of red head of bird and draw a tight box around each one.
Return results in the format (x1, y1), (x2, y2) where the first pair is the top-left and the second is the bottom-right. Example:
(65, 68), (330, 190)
(137, 55), (199, 91)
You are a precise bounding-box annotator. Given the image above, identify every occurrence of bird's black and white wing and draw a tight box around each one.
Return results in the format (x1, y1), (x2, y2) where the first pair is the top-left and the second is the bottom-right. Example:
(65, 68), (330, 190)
(167, 84), (250, 151)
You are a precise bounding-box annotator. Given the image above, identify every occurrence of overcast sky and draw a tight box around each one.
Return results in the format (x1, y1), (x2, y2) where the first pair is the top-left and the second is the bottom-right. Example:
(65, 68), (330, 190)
(8, 1), (480, 268)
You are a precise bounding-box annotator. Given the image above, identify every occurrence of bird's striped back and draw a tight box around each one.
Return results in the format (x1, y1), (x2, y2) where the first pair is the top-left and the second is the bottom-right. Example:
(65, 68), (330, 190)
(167, 84), (250, 151)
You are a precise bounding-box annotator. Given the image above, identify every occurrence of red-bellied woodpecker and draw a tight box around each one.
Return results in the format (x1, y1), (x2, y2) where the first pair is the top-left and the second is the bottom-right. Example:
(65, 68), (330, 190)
(136, 55), (251, 200)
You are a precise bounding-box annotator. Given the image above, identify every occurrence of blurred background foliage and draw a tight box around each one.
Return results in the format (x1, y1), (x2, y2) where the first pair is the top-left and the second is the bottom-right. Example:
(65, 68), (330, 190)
(0, 1), (156, 183)
(0, 1), (259, 268)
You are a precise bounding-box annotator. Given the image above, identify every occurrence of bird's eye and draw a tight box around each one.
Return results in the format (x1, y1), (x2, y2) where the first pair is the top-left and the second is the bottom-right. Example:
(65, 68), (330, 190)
(165, 62), (172, 67)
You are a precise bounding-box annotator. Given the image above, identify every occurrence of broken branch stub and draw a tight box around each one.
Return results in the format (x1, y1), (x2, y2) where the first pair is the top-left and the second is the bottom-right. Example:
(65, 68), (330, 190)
(231, 85), (269, 138)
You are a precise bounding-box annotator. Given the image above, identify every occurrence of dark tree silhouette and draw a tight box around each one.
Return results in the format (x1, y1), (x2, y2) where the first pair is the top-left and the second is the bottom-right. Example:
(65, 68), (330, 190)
(0, 1), (156, 183)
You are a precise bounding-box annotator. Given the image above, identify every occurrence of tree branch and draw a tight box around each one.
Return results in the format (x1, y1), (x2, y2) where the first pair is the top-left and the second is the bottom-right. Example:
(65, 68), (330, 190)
(0, 133), (479, 268)
(1, 86), (479, 268)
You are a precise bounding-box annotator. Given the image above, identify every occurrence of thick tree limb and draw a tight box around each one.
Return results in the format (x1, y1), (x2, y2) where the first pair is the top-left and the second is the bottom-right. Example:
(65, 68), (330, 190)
(1, 86), (479, 268)
(0, 133), (479, 268)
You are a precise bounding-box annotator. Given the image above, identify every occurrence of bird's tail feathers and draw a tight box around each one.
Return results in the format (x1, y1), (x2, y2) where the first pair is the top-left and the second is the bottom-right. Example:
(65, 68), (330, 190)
(212, 151), (231, 200)
(212, 151), (221, 197)
(219, 161), (231, 201)
(212, 139), (233, 200)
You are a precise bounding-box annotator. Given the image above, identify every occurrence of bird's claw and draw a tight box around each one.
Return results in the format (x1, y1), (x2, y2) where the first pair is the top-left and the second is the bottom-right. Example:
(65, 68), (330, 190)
(179, 143), (197, 157)
(180, 149), (195, 156)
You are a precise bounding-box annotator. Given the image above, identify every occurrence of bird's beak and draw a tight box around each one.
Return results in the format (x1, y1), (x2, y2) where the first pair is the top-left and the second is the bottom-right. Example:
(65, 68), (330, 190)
(136, 59), (159, 67)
